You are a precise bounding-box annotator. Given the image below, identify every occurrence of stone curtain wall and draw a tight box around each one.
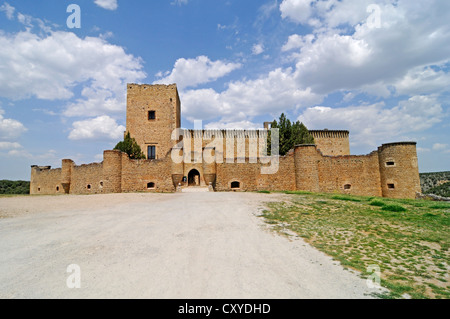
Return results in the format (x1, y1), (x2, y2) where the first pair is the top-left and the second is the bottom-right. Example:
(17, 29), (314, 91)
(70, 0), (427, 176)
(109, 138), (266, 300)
(30, 84), (421, 199)
(69, 163), (104, 194)
(30, 143), (421, 199)
(30, 166), (63, 195)
(316, 151), (382, 197)
(121, 154), (175, 193)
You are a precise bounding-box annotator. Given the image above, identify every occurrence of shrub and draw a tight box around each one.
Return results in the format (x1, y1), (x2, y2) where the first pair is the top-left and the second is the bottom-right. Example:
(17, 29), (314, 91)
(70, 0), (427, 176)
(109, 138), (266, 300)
(331, 195), (362, 202)
(382, 204), (407, 212)
(369, 200), (386, 207)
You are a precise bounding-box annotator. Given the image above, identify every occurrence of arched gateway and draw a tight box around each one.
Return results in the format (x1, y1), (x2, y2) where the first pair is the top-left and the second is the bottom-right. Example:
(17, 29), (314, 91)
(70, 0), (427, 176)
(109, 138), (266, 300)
(188, 169), (201, 186)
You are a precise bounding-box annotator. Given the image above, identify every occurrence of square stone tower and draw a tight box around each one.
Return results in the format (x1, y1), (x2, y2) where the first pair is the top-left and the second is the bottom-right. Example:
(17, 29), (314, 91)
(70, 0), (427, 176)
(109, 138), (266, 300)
(126, 84), (181, 159)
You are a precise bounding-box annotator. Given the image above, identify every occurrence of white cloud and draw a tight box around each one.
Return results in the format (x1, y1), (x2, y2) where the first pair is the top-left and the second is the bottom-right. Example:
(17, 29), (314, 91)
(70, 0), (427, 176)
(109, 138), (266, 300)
(171, 0), (189, 6)
(252, 43), (265, 55)
(282, 34), (314, 52)
(181, 67), (323, 124)
(204, 120), (262, 130)
(69, 116), (125, 141)
(154, 56), (241, 90)
(394, 66), (450, 96)
(0, 108), (27, 141)
(299, 95), (443, 150)
(94, 0), (118, 11)
(433, 143), (448, 151)
(280, 0), (450, 97)
(0, 29), (145, 117)
(0, 142), (22, 150)
(280, 0), (315, 25)
(0, 2), (15, 20)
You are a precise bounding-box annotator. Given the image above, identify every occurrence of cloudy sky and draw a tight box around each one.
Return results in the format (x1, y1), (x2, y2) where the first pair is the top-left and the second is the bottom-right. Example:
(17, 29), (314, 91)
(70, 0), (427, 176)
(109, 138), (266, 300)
(0, 0), (449, 180)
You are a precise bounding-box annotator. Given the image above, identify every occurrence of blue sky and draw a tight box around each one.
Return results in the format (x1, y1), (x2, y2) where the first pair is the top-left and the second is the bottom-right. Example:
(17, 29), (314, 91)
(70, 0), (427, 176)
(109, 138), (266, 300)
(0, 0), (449, 180)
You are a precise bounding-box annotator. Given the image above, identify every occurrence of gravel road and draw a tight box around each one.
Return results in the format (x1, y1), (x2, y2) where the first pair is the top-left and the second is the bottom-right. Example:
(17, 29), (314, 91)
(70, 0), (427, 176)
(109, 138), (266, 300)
(0, 192), (382, 298)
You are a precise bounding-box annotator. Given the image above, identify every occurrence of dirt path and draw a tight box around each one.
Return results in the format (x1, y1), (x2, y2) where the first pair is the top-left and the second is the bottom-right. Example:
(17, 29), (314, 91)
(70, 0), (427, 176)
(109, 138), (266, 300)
(0, 193), (382, 298)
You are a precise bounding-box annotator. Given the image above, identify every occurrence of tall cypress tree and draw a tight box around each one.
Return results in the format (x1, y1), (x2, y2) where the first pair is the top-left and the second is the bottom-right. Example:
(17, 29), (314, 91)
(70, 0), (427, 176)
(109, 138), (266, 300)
(114, 132), (146, 159)
(267, 113), (314, 156)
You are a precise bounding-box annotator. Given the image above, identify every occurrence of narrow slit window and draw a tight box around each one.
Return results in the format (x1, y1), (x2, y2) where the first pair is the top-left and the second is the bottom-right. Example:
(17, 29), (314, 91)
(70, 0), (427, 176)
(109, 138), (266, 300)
(148, 111), (156, 120)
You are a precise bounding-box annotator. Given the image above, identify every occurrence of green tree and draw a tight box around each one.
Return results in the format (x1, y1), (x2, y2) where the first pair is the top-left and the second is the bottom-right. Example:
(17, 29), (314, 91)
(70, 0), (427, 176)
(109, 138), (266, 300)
(267, 113), (314, 156)
(114, 132), (146, 159)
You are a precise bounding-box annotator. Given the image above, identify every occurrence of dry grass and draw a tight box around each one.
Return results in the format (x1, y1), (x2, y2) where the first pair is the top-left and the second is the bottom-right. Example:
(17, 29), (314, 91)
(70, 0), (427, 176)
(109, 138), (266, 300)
(260, 192), (450, 299)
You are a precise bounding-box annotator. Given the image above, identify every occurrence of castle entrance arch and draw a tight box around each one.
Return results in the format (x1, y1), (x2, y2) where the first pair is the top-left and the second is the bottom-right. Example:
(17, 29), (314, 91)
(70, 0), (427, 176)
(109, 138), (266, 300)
(188, 169), (201, 186)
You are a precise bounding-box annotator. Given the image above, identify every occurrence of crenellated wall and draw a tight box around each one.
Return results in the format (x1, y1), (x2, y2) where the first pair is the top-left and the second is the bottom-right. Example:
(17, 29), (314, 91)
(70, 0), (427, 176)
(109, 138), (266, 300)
(309, 130), (350, 156)
(30, 84), (421, 199)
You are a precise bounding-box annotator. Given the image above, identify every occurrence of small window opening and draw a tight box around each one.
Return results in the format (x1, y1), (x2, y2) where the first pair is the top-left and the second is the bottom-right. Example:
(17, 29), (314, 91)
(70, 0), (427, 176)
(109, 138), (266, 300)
(231, 181), (240, 189)
(87, 184), (92, 190)
(148, 146), (156, 160)
(99, 181), (104, 188)
(344, 184), (351, 190)
(147, 182), (155, 189)
(170, 98), (173, 102)
(388, 183), (395, 189)
(148, 111), (156, 120)
(38, 187), (41, 192)
(56, 186), (60, 192)
(386, 161), (395, 166)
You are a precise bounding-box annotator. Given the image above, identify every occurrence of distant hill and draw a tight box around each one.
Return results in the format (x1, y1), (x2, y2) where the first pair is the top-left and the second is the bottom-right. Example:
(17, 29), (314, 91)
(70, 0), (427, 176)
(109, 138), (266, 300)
(0, 180), (30, 195)
(424, 182), (450, 198)
(420, 171), (450, 197)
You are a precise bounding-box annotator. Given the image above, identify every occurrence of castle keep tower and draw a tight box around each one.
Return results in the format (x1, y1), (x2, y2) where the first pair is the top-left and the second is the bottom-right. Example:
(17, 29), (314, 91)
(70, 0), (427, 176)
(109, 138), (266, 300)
(126, 84), (181, 160)
(309, 130), (350, 156)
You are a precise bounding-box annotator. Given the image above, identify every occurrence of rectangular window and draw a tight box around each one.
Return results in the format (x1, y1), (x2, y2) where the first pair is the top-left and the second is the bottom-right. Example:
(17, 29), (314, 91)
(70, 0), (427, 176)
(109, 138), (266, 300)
(148, 111), (156, 120)
(386, 161), (395, 166)
(148, 146), (156, 160)
(388, 183), (395, 189)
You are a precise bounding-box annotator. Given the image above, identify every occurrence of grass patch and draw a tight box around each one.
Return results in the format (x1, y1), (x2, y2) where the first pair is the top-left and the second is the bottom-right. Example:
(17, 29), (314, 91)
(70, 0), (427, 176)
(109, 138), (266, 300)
(429, 203), (450, 210)
(257, 190), (271, 194)
(331, 195), (362, 202)
(284, 190), (313, 195)
(370, 200), (386, 207)
(381, 204), (407, 212)
(260, 192), (450, 299)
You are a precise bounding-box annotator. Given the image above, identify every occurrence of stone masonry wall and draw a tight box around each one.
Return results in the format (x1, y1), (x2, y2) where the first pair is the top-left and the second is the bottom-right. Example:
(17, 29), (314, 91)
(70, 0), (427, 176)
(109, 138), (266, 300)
(126, 84), (180, 160)
(378, 142), (421, 199)
(215, 153), (296, 192)
(30, 166), (63, 195)
(310, 130), (350, 156)
(69, 162), (104, 195)
(316, 152), (382, 197)
(121, 154), (175, 193)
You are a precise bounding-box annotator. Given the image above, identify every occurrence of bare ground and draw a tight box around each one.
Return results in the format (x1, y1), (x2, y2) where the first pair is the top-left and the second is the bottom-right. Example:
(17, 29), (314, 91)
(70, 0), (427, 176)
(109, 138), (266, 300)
(0, 192), (383, 299)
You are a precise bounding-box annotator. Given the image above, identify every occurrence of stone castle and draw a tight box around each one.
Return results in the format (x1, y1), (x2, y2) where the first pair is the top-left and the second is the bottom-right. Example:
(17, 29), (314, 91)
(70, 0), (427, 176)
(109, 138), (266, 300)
(30, 84), (422, 199)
